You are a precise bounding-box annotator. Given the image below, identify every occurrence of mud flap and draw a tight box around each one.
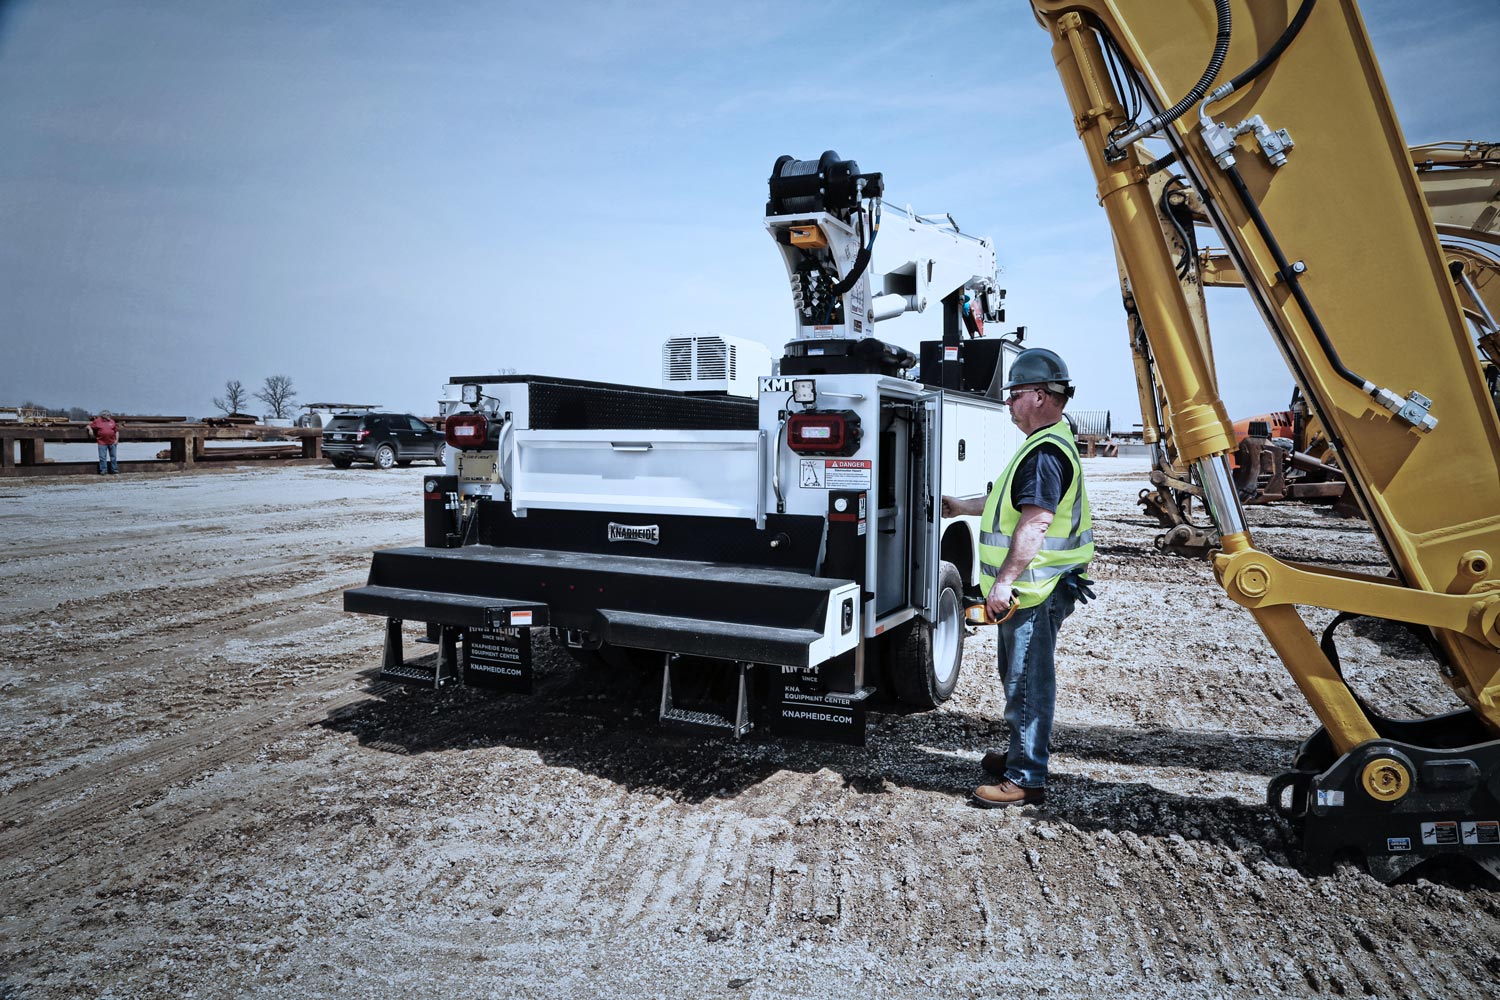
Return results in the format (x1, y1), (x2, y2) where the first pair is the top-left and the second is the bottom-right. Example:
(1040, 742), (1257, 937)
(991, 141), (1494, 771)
(464, 626), (534, 694)
(768, 664), (872, 746)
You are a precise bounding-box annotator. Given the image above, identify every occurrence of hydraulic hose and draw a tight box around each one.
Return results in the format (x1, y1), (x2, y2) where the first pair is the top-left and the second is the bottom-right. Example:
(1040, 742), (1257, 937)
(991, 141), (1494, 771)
(1106, 0), (1231, 159)
(1221, 163), (1366, 397)
(830, 198), (881, 296)
(1221, 0), (1317, 98)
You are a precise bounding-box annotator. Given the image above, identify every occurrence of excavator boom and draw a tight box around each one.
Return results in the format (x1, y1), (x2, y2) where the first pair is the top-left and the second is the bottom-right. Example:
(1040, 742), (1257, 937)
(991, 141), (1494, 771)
(1031, 0), (1500, 880)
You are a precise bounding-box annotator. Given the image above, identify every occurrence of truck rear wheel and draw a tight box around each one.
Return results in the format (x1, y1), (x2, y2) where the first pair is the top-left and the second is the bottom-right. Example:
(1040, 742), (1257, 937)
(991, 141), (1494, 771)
(887, 560), (964, 708)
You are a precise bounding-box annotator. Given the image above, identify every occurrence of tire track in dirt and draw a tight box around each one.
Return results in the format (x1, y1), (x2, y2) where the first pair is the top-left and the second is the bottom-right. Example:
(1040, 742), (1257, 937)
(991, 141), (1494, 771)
(0, 670), (399, 865)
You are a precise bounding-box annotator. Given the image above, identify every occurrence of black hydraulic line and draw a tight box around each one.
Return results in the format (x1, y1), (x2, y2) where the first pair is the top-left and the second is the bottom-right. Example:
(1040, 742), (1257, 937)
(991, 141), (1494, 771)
(1222, 163), (1369, 394)
(830, 201), (880, 296)
(1224, 0), (1317, 94)
(1146, 150), (1179, 175)
(1105, 0), (1231, 158)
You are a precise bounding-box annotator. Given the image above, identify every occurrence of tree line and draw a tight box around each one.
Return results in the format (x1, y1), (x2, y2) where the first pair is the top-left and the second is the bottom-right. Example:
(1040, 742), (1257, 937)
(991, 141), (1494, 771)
(16, 374), (300, 421)
(212, 375), (297, 418)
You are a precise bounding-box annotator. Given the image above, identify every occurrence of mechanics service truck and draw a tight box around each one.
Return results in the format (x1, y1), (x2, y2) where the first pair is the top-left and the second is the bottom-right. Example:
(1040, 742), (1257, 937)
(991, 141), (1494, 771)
(344, 152), (1029, 745)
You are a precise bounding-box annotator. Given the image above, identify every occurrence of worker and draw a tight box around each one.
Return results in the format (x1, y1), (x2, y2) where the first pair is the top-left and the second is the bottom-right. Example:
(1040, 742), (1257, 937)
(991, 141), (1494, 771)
(941, 347), (1094, 807)
(88, 410), (120, 475)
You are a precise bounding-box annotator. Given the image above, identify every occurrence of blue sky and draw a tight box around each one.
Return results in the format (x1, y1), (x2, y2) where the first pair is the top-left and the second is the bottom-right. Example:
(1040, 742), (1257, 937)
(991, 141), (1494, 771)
(2, 1), (1496, 420)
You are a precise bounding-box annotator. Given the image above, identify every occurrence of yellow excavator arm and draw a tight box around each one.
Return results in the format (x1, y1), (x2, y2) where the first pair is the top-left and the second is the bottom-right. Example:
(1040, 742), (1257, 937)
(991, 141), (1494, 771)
(1031, 0), (1500, 880)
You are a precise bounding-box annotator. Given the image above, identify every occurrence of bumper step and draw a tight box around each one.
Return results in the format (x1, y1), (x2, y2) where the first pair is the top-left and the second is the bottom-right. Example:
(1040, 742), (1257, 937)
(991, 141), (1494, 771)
(345, 584), (547, 630)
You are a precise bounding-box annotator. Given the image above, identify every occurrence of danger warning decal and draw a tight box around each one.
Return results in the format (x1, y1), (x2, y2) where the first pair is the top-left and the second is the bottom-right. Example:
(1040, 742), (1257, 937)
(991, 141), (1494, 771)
(798, 458), (872, 490)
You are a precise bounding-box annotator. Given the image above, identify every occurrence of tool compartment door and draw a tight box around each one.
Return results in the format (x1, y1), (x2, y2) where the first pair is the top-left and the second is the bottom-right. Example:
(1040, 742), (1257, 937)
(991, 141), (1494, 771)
(509, 429), (762, 518)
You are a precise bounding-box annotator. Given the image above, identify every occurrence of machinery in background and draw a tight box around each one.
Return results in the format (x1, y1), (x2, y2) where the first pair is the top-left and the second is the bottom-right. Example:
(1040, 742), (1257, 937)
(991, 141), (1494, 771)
(1032, 0), (1500, 879)
(342, 152), (1027, 747)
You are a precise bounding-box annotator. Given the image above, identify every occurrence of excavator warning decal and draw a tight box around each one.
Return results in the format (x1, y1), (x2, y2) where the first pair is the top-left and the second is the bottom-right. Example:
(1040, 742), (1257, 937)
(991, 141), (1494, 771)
(1421, 821), (1460, 846)
(1462, 821), (1499, 845)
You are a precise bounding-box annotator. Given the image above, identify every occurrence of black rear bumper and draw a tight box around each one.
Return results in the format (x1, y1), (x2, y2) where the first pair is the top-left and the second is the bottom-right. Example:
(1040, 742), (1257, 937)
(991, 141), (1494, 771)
(344, 545), (855, 667)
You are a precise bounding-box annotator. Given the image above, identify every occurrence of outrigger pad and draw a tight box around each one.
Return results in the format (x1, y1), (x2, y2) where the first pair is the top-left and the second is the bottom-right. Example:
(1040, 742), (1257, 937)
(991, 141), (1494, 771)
(1269, 710), (1500, 882)
(768, 665), (872, 746)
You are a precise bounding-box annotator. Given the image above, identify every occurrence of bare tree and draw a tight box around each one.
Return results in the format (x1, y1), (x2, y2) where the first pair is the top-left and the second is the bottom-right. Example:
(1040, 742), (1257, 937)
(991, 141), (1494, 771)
(212, 379), (248, 415)
(254, 375), (297, 419)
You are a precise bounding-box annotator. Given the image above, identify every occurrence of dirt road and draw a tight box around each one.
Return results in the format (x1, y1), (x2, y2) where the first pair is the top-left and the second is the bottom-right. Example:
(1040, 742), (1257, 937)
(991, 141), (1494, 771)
(2, 461), (1497, 998)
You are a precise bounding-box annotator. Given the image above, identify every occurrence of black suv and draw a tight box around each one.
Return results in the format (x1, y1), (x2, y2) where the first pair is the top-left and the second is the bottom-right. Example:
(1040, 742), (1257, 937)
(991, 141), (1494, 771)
(322, 412), (445, 469)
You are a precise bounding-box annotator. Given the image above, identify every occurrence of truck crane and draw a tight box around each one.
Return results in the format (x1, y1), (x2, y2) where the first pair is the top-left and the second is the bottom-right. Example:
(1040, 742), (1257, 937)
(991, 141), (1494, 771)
(343, 152), (1027, 746)
(1030, 0), (1500, 879)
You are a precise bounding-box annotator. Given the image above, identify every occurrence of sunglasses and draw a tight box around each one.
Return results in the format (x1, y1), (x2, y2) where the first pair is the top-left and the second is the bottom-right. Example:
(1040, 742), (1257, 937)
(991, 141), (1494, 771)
(1005, 388), (1044, 404)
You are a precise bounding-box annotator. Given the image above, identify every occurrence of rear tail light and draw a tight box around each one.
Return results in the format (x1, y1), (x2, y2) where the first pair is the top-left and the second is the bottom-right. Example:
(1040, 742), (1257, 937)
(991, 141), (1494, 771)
(787, 410), (861, 456)
(356, 429), (370, 441)
(445, 412), (490, 450)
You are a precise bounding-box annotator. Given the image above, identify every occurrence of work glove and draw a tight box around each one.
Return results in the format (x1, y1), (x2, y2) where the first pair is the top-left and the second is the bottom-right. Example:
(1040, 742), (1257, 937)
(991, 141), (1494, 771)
(1061, 571), (1096, 605)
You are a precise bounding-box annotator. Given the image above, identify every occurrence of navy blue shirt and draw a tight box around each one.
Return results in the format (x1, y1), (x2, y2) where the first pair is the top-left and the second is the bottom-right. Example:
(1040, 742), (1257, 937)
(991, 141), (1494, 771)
(1009, 442), (1073, 514)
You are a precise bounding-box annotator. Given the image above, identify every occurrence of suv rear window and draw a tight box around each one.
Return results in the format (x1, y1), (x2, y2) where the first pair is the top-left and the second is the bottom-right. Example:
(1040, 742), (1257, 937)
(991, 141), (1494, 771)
(325, 416), (363, 431)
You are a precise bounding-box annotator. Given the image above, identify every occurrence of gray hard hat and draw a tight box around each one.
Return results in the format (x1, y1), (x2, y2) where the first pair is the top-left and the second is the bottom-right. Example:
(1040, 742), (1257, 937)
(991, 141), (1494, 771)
(1002, 347), (1075, 399)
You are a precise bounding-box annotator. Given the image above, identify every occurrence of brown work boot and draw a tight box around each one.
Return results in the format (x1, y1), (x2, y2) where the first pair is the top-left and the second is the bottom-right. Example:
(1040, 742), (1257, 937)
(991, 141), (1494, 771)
(971, 779), (1045, 809)
(980, 749), (1006, 775)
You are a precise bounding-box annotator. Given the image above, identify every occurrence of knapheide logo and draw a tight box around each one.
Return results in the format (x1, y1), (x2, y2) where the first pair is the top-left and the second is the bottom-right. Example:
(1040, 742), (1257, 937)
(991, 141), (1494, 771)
(607, 522), (660, 545)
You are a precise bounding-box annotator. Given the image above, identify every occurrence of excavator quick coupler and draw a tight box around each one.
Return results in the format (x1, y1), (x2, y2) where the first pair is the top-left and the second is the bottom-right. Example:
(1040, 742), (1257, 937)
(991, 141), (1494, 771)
(1268, 710), (1500, 882)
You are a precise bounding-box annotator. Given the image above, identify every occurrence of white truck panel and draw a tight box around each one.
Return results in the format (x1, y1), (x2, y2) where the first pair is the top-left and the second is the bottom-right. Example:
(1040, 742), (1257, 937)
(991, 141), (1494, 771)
(510, 429), (762, 519)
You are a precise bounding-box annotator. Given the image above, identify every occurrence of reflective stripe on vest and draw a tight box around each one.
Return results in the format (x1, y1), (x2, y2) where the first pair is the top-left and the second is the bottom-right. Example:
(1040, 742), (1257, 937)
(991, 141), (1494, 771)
(977, 419), (1094, 609)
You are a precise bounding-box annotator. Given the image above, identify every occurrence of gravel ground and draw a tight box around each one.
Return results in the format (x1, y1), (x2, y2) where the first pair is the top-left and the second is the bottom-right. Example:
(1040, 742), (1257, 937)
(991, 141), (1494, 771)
(2, 458), (1497, 998)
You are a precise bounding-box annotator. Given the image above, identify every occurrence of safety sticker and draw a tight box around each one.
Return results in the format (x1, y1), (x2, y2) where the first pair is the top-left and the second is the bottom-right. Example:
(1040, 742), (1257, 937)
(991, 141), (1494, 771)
(1462, 820), (1499, 845)
(798, 458), (872, 490)
(944, 346), (959, 362)
(1316, 789), (1345, 807)
(1421, 821), (1460, 846)
(1386, 837), (1411, 853)
(510, 610), (533, 627)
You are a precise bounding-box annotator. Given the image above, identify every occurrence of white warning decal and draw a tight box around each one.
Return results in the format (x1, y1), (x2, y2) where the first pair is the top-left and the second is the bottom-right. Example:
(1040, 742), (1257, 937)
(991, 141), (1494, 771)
(825, 459), (872, 490)
(798, 458), (872, 490)
(1421, 821), (1460, 846)
(1462, 820), (1499, 845)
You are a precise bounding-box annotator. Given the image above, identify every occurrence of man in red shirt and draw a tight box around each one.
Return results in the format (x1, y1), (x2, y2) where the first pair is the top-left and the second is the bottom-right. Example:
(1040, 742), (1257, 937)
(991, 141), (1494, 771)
(88, 410), (120, 474)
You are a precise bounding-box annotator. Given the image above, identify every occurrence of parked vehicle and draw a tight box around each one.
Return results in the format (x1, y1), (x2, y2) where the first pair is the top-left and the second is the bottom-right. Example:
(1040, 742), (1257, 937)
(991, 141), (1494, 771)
(322, 412), (445, 469)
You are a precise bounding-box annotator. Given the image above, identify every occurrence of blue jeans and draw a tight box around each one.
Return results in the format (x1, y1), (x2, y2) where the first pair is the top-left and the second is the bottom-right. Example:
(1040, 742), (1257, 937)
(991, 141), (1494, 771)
(97, 442), (117, 473)
(994, 585), (1077, 788)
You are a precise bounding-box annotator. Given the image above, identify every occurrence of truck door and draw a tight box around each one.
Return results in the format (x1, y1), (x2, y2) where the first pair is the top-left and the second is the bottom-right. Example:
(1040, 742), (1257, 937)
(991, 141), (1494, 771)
(910, 390), (943, 619)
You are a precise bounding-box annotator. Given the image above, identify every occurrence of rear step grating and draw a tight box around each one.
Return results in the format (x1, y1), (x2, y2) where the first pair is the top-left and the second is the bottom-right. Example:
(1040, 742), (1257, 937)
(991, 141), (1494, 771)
(659, 656), (752, 739)
(382, 661), (441, 686)
(380, 616), (458, 689)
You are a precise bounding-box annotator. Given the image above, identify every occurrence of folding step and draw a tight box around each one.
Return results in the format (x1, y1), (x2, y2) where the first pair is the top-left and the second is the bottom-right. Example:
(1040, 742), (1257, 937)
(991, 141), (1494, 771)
(377, 617), (458, 689)
(659, 657), (752, 739)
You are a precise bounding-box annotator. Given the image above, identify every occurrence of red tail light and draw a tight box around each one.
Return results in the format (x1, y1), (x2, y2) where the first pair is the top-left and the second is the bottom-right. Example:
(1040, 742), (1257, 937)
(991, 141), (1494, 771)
(356, 429), (370, 441)
(445, 412), (490, 450)
(787, 410), (861, 456)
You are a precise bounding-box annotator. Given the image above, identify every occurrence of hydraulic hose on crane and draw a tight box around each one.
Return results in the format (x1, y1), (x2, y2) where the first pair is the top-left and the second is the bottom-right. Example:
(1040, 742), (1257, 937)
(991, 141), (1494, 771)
(830, 198), (882, 297)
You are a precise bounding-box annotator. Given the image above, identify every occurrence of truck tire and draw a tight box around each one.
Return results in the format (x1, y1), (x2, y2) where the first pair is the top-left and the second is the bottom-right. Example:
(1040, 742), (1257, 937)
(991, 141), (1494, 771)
(435, 443), (449, 467)
(374, 444), (396, 470)
(330, 457), (353, 469)
(887, 560), (965, 708)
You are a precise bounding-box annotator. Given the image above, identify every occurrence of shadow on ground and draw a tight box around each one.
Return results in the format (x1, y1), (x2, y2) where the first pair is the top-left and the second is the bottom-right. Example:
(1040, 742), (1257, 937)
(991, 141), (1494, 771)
(320, 650), (1306, 861)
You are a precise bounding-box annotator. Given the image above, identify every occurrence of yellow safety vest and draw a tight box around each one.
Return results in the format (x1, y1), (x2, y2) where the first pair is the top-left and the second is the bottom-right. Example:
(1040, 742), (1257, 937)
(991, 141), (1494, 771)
(978, 419), (1094, 609)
